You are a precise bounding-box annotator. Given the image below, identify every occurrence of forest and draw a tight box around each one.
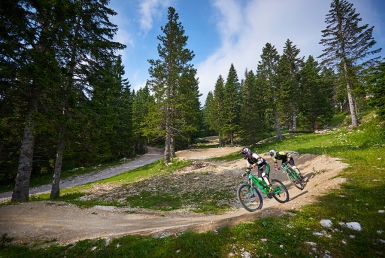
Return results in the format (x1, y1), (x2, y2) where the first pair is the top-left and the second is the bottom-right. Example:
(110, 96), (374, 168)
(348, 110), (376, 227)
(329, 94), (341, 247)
(0, 0), (384, 202)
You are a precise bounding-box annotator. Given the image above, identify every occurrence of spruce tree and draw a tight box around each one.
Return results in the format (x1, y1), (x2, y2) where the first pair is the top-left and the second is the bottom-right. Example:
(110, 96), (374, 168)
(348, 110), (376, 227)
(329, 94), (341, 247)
(279, 39), (304, 131)
(147, 7), (199, 163)
(133, 85), (153, 154)
(257, 43), (282, 140)
(50, 0), (125, 199)
(239, 70), (260, 145)
(299, 56), (334, 128)
(319, 0), (382, 127)
(212, 75), (225, 147)
(223, 64), (241, 146)
(4, 0), (64, 202)
(366, 62), (385, 120)
(202, 91), (215, 136)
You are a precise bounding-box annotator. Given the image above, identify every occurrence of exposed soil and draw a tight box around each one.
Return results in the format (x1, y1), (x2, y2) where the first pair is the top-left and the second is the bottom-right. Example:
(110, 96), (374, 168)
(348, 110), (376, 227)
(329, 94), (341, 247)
(0, 142), (349, 248)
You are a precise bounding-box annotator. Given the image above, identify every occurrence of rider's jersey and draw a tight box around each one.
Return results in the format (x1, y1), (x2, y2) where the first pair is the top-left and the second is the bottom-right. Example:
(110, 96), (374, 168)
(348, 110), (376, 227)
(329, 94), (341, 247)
(273, 151), (291, 162)
(246, 153), (267, 168)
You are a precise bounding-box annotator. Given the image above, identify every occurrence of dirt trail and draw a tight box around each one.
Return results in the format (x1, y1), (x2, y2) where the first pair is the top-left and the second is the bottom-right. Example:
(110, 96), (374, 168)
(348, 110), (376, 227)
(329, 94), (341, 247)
(0, 146), (349, 247)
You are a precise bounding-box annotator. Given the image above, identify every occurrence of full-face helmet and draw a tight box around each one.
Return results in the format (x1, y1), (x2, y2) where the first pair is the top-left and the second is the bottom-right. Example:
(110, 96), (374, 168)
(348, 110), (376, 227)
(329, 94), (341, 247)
(239, 148), (251, 158)
(269, 150), (276, 158)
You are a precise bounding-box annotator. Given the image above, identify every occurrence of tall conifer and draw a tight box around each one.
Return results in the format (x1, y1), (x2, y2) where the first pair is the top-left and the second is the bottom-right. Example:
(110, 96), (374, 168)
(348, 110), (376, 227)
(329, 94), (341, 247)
(147, 7), (199, 163)
(257, 43), (282, 140)
(279, 39), (304, 131)
(319, 0), (381, 127)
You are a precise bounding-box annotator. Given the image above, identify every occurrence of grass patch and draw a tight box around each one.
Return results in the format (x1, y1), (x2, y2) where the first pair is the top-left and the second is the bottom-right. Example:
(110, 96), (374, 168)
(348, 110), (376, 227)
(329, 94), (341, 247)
(1, 111), (385, 257)
(0, 158), (137, 193)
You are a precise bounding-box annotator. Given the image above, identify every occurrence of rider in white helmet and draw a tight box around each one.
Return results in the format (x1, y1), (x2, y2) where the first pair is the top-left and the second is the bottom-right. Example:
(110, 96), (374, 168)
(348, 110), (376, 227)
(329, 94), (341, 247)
(269, 150), (304, 179)
(240, 148), (274, 194)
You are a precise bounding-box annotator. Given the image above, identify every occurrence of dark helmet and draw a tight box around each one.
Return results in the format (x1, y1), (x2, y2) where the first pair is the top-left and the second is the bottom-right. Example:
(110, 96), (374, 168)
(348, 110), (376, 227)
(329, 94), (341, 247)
(239, 148), (251, 158)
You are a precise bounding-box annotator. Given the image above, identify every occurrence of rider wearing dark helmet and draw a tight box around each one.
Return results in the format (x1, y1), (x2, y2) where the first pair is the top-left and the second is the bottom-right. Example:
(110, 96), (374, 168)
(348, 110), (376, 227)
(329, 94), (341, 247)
(239, 148), (274, 194)
(269, 149), (304, 179)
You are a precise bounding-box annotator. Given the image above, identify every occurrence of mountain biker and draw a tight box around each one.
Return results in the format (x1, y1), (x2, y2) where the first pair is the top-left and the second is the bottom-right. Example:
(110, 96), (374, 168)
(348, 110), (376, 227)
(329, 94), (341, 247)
(239, 148), (274, 195)
(269, 150), (304, 179)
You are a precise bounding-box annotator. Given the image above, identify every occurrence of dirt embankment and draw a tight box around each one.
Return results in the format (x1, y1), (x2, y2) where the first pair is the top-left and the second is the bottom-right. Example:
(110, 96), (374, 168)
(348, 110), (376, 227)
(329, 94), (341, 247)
(0, 146), (349, 247)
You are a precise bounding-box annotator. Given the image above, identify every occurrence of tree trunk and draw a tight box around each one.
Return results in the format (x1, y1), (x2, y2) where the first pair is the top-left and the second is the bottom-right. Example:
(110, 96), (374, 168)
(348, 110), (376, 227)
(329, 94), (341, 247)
(171, 136), (176, 157)
(274, 108), (282, 140)
(346, 86), (358, 126)
(164, 124), (172, 163)
(343, 62), (359, 127)
(50, 126), (66, 199)
(11, 115), (34, 202)
(292, 105), (297, 132)
(49, 8), (81, 197)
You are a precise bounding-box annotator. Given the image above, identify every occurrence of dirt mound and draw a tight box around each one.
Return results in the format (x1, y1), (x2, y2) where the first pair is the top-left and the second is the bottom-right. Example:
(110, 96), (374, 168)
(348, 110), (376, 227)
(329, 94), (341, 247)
(0, 148), (348, 247)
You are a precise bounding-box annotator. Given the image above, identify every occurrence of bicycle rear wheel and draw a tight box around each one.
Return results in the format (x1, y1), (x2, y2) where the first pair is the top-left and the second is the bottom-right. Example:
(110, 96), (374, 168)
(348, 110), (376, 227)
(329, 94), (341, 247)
(237, 184), (263, 212)
(286, 168), (304, 190)
(270, 179), (289, 203)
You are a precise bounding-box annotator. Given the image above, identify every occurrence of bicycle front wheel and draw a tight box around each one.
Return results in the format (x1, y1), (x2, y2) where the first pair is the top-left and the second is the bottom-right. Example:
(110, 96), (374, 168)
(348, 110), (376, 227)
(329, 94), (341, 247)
(286, 168), (304, 190)
(237, 184), (263, 212)
(271, 179), (289, 203)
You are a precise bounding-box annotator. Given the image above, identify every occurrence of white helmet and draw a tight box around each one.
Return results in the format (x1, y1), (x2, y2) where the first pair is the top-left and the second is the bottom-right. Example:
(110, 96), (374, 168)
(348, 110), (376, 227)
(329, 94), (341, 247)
(269, 150), (276, 157)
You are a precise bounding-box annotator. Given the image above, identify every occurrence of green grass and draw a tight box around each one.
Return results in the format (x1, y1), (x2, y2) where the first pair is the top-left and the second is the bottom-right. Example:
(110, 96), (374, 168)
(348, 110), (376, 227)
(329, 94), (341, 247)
(1, 111), (385, 257)
(28, 158), (193, 208)
(0, 157), (137, 193)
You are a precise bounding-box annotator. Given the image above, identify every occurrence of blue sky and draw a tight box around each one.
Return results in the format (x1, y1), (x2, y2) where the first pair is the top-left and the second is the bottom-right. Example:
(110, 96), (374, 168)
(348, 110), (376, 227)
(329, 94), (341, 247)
(108, 0), (385, 105)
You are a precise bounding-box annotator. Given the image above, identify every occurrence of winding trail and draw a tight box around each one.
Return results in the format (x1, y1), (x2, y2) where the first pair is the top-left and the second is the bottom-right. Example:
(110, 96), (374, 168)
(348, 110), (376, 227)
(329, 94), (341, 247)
(0, 147), (348, 247)
(0, 147), (163, 201)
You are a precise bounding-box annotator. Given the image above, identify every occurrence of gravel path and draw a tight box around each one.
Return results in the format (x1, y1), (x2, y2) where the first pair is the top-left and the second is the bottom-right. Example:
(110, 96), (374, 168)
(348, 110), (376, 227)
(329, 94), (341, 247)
(0, 147), (163, 201)
(0, 147), (349, 248)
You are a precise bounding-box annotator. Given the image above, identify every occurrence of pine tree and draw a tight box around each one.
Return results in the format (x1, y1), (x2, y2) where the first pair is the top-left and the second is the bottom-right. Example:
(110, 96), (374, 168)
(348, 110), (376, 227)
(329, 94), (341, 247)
(50, 0), (125, 199)
(212, 75), (225, 147)
(132, 85), (153, 154)
(279, 39), (304, 131)
(299, 56), (334, 128)
(366, 62), (385, 120)
(147, 7), (199, 163)
(176, 68), (201, 149)
(223, 64), (241, 146)
(3, 0), (65, 202)
(239, 70), (261, 145)
(257, 43), (282, 140)
(202, 91), (215, 136)
(319, 0), (382, 127)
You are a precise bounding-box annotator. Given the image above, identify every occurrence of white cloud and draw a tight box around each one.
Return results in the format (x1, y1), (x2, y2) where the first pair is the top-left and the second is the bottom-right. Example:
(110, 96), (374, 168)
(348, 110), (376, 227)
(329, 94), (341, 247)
(138, 0), (174, 32)
(197, 0), (385, 104)
(197, 0), (331, 103)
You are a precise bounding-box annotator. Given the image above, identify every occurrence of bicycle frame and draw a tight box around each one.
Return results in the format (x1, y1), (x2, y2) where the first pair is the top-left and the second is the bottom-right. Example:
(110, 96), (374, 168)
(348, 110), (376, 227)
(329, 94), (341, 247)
(238, 169), (289, 211)
(280, 162), (305, 190)
(245, 169), (279, 195)
(280, 163), (299, 179)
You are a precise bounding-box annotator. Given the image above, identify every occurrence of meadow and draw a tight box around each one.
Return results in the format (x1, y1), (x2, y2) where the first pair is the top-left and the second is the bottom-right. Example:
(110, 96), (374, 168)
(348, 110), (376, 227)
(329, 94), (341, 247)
(1, 112), (384, 257)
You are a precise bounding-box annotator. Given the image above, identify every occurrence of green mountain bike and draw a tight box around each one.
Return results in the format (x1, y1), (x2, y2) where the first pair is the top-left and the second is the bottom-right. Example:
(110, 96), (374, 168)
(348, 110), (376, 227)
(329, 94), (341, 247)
(279, 163), (305, 190)
(237, 168), (289, 212)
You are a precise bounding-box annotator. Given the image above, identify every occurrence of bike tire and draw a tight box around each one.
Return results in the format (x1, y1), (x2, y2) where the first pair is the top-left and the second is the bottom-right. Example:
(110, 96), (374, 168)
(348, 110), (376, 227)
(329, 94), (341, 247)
(270, 179), (289, 203)
(237, 184), (263, 212)
(286, 168), (304, 190)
